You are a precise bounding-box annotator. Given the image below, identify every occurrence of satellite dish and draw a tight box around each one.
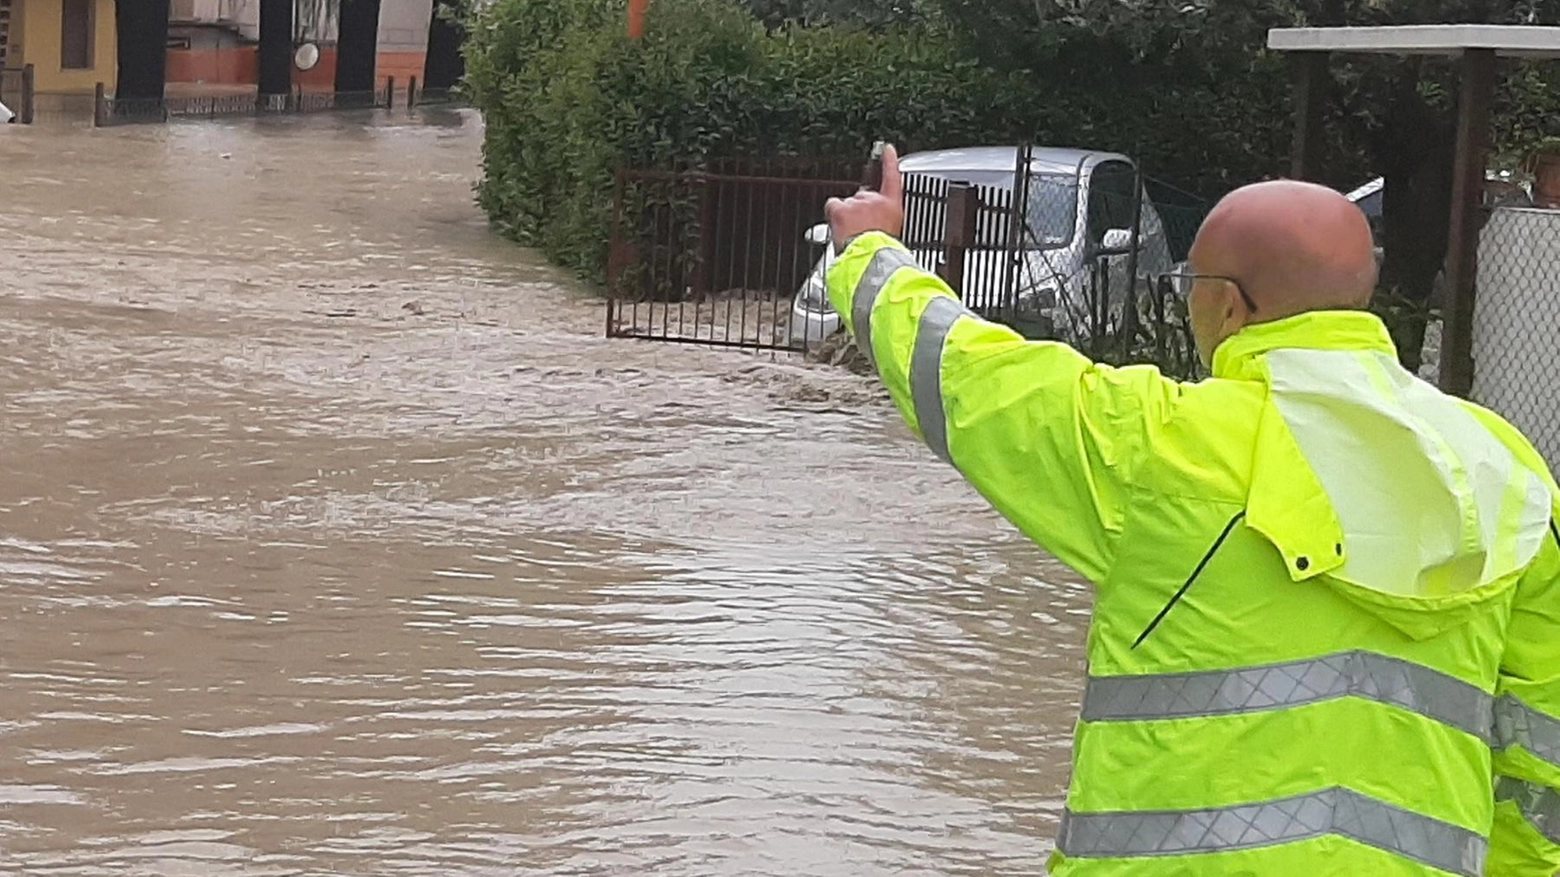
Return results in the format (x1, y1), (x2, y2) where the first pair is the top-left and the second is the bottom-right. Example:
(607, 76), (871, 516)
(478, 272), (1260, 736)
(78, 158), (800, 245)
(294, 42), (321, 71)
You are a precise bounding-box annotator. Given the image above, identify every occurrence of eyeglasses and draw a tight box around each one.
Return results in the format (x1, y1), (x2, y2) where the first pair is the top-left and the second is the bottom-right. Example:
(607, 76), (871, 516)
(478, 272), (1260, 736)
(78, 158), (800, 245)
(1162, 272), (1259, 314)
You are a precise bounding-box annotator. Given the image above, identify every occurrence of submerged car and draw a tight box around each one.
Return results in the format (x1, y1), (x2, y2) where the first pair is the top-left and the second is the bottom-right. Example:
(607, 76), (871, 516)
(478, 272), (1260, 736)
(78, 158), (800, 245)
(788, 145), (1178, 348)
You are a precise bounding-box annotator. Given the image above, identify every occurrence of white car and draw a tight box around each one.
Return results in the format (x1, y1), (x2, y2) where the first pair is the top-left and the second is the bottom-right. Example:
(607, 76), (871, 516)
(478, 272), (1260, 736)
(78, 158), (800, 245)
(788, 145), (1178, 349)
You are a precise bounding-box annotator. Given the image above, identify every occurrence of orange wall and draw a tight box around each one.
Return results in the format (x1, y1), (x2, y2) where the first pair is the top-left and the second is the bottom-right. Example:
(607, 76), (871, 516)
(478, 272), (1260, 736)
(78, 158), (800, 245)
(166, 47), (258, 85)
(165, 46), (427, 92)
(376, 51), (426, 88)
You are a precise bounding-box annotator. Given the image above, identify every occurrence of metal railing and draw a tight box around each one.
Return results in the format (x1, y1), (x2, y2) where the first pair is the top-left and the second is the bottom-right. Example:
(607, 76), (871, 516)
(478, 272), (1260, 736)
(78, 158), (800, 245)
(606, 157), (867, 352)
(0, 63), (35, 124)
(604, 146), (1210, 380)
(405, 76), (466, 110)
(92, 79), (395, 127)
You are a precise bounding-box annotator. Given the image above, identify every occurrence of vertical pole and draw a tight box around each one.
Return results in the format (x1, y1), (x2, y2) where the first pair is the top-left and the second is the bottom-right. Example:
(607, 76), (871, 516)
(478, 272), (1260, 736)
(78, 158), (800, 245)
(408, 76), (418, 110)
(385, 76), (395, 109)
(607, 165), (629, 333)
(694, 176), (715, 298)
(20, 64), (34, 125)
(93, 82), (107, 127)
(1121, 169), (1144, 360)
(1289, 51), (1328, 181)
(628, 0), (649, 39)
(1440, 48), (1496, 399)
(942, 183), (978, 297)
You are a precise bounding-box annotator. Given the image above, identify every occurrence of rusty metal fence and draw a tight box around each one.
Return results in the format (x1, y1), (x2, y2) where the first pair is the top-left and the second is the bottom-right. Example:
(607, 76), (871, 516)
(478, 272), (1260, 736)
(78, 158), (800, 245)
(606, 157), (866, 352)
(1471, 205), (1560, 468)
(605, 147), (1210, 379)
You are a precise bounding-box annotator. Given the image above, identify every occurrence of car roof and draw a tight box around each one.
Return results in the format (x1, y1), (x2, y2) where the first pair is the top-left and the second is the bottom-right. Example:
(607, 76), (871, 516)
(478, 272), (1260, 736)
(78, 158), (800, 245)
(900, 146), (1133, 184)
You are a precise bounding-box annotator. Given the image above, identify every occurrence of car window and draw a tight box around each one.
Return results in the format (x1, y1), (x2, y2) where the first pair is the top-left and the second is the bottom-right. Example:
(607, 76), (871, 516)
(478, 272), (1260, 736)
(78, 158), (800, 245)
(1086, 160), (1139, 245)
(1025, 176), (1080, 249)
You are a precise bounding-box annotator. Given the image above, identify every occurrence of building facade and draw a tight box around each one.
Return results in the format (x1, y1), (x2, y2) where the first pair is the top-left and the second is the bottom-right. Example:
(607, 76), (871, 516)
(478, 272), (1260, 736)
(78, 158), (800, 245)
(0, 0), (118, 95)
(166, 0), (434, 92)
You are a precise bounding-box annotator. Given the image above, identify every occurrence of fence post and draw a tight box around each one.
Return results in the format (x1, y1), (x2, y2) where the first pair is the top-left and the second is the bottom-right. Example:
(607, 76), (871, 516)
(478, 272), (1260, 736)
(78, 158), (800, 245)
(384, 76), (395, 110)
(20, 64), (34, 124)
(93, 82), (107, 127)
(1119, 171), (1145, 362)
(408, 76), (418, 111)
(941, 183), (978, 297)
(1440, 47), (1497, 398)
(606, 165), (630, 313)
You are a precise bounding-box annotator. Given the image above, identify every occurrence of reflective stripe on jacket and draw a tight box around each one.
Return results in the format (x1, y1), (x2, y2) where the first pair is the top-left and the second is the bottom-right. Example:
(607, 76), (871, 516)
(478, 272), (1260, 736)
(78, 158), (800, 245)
(826, 232), (1560, 877)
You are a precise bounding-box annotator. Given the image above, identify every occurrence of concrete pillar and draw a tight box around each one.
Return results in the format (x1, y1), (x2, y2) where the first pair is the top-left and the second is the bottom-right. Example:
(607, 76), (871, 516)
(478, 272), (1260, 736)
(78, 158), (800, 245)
(336, 0), (382, 95)
(258, 0), (293, 100)
(423, 0), (464, 90)
(114, 0), (170, 101)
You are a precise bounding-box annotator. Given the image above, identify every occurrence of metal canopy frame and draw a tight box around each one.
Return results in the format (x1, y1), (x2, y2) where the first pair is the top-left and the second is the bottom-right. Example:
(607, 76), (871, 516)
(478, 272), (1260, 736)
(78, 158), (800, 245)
(1268, 24), (1560, 398)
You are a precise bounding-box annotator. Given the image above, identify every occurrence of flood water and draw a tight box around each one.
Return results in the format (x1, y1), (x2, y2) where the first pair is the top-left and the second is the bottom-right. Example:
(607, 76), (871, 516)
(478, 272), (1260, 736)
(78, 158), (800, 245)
(0, 110), (1088, 876)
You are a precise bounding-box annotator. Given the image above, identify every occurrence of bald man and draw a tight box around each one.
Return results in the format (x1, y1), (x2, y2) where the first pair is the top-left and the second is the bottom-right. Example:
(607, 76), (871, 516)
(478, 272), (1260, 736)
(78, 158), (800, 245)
(825, 146), (1560, 877)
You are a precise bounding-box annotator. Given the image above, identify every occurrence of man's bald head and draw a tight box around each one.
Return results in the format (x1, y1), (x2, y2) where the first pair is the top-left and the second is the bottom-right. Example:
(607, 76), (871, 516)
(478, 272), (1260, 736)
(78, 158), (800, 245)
(1191, 179), (1378, 318)
(1185, 179), (1379, 366)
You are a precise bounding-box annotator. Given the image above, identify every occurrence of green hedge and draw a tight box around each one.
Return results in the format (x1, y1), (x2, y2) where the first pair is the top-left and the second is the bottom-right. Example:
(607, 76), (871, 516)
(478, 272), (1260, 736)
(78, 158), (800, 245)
(462, 0), (1300, 283)
(463, 0), (1041, 281)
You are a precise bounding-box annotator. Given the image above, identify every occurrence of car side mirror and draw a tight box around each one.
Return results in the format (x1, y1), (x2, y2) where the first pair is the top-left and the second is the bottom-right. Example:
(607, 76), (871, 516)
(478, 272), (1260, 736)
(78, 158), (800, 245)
(804, 223), (830, 246)
(1099, 227), (1137, 255)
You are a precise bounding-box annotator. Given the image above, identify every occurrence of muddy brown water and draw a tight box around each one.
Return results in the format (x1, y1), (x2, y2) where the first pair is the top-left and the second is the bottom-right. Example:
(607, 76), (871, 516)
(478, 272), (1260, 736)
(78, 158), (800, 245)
(0, 110), (1088, 876)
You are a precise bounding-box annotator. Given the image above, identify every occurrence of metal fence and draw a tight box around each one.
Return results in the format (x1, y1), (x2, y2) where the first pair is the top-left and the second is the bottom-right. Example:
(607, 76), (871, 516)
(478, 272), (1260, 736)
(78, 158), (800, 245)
(0, 64), (33, 124)
(406, 77), (466, 110)
(606, 157), (867, 352)
(605, 146), (1211, 379)
(899, 171), (1028, 323)
(92, 80), (395, 127)
(1470, 205), (1560, 467)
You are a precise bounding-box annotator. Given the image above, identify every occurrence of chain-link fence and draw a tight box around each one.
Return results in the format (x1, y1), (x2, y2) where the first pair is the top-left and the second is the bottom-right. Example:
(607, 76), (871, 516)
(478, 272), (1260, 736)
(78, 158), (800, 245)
(1471, 206), (1560, 468)
(1032, 162), (1206, 380)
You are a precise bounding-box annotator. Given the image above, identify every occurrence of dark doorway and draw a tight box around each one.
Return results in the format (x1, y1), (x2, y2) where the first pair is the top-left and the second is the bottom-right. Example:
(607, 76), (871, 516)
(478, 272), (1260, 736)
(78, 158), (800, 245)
(422, 0), (464, 90)
(335, 0), (382, 96)
(113, 0), (169, 99)
(258, 0), (293, 98)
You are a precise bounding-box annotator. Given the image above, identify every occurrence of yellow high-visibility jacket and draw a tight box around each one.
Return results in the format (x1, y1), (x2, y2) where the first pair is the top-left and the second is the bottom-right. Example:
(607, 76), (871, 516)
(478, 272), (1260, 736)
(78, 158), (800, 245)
(827, 232), (1560, 877)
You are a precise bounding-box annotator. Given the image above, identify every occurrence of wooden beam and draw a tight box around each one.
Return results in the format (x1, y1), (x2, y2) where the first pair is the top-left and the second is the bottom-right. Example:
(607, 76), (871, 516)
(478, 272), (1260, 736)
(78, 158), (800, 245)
(1289, 52), (1328, 180)
(1439, 48), (1496, 398)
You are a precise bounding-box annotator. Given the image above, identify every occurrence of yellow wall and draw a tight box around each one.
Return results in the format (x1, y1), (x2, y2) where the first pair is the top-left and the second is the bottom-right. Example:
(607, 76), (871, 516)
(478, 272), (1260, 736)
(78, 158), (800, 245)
(10, 0), (117, 95)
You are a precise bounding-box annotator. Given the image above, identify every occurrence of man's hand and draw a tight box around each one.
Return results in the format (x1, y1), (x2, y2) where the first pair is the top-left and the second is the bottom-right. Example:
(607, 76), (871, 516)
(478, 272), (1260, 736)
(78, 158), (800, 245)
(825, 143), (905, 251)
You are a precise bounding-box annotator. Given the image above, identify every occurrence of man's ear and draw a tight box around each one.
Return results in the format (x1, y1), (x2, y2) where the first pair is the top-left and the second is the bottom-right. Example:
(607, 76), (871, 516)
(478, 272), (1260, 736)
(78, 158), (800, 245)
(1219, 286), (1246, 337)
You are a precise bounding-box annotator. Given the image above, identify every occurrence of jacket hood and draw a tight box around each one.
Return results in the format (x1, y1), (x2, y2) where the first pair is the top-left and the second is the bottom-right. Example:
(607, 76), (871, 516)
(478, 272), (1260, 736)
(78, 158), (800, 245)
(1219, 312), (1554, 641)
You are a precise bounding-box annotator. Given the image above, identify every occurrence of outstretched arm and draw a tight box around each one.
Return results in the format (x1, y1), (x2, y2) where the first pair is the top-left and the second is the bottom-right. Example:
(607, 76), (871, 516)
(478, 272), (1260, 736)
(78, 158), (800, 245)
(822, 148), (1178, 582)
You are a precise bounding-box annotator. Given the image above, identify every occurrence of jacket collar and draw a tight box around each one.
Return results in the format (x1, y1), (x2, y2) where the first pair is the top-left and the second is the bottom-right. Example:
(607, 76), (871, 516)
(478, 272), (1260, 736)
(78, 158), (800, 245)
(1211, 310), (1399, 381)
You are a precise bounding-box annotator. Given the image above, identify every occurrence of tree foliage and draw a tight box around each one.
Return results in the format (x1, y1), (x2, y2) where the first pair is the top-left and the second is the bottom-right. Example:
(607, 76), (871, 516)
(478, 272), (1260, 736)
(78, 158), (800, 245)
(462, 0), (1007, 278)
(462, 0), (1560, 363)
(926, 0), (1560, 365)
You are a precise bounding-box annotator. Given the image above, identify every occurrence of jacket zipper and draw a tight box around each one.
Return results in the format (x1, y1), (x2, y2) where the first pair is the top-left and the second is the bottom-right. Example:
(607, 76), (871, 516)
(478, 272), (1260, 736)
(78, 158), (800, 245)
(1132, 511), (1247, 649)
